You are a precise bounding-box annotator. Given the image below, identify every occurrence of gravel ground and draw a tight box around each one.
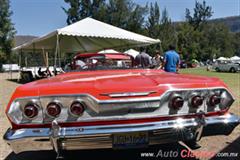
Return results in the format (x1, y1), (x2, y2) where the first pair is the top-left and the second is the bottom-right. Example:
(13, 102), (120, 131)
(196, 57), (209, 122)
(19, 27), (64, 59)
(0, 72), (239, 160)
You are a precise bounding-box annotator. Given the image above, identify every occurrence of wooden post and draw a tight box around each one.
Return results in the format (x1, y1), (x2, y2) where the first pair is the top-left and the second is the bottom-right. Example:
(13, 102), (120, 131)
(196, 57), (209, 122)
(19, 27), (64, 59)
(46, 51), (49, 67)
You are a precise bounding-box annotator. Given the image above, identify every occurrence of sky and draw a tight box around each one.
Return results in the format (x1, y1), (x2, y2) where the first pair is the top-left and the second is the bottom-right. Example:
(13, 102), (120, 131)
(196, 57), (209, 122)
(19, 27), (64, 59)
(10, 0), (240, 36)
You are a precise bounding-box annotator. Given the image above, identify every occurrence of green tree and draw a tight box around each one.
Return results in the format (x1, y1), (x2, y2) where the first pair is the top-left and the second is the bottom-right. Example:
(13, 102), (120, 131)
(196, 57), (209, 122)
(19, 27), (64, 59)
(63, 0), (148, 33)
(176, 23), (200, 60)
(233, 32), (240, 56)
(126, 4), (148, 33)
(147, 2), (160, 38)
(62, 0), (106, 25)
(62, 0), (81, 24)
(185, 0), (213, 30)
(179, 0), (215, 61)
(159, 8), (177, 52)
(202, 23), (235, 59)
(0, 0), (16, 63)
(106, 0), (133, 28)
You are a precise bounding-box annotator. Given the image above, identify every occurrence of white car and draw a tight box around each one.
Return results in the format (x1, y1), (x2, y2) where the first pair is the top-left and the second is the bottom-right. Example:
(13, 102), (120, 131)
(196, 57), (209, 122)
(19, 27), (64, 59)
(213, 61), (240, 73)
(20, 66), (63, 82)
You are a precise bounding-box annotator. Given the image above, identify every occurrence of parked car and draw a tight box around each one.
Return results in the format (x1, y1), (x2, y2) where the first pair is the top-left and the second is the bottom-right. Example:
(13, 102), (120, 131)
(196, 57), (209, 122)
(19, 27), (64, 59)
(213, 61), (240, 73)
(20, 66), (63, 82)
(2, 64), (20, 72)
(4, 54), (240, 159)
(180, 59), (199, 68)
(68, 52), (133, 71)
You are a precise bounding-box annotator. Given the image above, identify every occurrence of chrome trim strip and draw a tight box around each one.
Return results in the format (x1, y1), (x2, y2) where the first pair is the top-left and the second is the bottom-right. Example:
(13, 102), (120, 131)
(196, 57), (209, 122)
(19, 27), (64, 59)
(11, 87), (233, 103)
(4, 113), (240, 154)
(100, 91), (157, 98)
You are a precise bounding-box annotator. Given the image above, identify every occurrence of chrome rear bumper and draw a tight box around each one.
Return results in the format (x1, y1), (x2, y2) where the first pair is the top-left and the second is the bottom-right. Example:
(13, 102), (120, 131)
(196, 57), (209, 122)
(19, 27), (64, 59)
(4, 113), (240, 155)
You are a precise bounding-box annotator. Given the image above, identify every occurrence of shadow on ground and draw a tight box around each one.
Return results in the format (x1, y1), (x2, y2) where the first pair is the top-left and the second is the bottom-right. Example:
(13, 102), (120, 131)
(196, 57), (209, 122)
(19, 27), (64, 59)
(7, 79), (28, 84)
(5, 143), (199, 160)
(210, 136), (240, 160)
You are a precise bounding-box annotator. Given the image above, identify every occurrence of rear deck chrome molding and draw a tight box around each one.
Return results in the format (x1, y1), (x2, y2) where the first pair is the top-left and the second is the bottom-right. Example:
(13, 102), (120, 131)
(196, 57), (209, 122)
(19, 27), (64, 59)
(11, 87), (233, 103)
(4, 113), (240, 154)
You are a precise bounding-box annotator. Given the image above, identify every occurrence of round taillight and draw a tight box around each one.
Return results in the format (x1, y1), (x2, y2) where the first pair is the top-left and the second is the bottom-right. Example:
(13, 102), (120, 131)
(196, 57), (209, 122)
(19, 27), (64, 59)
(24, 104), (39, 119)
(70, 101), (85, 116)
(191, 96), (203, 108)
(209, 95), (221, 106)
(46, 102), (61, 118)
(171, 96), (184, 110)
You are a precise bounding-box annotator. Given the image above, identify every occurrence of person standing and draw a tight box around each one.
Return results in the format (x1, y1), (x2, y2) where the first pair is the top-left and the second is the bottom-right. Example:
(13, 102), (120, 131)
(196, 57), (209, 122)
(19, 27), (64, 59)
(135, 47), (152, 68)
(162, 45), (180, 73)
(152, 50), (162, 68)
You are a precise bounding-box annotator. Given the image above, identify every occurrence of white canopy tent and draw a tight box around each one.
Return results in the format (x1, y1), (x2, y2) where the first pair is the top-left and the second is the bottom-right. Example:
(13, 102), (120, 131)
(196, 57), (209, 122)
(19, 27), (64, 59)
(217, 57), (229, 61)
(230, 56), (240, 61)
(13, 17), (160, 53)
(124, 49), (139, 58)
(98, 49), (119, 54)
(13, 18), (160, 67)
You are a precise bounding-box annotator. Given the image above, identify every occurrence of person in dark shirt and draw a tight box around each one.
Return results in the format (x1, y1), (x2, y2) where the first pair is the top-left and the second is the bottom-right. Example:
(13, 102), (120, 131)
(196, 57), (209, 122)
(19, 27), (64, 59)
(162, 45), (180, 73)
(135, 47), (152, 68)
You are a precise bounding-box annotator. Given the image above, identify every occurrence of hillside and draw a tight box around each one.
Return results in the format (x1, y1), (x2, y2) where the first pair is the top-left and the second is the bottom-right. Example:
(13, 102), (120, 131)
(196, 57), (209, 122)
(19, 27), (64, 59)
(14, 16), (240, 48)
(210, 16), (240, 33)
(14, 35), (38, 47)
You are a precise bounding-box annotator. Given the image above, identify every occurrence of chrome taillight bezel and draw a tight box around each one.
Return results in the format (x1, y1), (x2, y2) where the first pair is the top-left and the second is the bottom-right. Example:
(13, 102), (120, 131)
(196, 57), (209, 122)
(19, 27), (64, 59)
(23, 103), (39, 120)
(46, 101), (62, 118)
(7, 98), (44, 124)
(169, 94), (184, 110)
(208, 94), (221, 107)
(69, 100), (86, 117)
(188, 93), (204, 108)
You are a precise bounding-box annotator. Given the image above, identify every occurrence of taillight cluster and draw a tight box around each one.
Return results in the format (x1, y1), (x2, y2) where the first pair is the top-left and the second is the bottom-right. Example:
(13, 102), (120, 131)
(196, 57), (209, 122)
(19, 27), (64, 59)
(169, 93), (222, 110)
(23, 101), (85, 120)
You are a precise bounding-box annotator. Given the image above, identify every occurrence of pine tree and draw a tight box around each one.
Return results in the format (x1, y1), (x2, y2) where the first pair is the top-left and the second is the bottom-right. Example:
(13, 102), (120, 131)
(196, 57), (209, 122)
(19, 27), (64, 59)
(0, 0), (16, 62)
(185, 0), (213, 30)
(126, 3), (148, 33)
(62, 0), (81, 25)
(62, 0), (106, 25)
(147, 2), (160, 38)
(159, 8), (177, 52)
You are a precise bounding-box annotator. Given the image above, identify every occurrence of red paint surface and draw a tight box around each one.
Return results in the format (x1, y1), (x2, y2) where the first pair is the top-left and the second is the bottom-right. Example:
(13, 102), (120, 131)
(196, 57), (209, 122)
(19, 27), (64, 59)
(5, 69), (231, 129)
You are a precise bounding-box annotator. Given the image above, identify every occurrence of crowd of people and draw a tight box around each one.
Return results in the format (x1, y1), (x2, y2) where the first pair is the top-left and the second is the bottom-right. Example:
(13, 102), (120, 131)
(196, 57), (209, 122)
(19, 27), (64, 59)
(62, 45), (181, 73)
(134, 45), (180, 73)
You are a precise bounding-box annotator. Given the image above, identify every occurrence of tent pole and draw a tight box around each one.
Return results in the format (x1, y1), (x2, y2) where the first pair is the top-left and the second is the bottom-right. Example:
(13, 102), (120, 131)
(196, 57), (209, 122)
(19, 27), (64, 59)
(19, 50), (22, 68)
(54, 34), (59, 75)
(42, 47), (45, 66)
(18, 49), (23, 82)
(58, 36), (61, 68)
(46, 51), (49, 67)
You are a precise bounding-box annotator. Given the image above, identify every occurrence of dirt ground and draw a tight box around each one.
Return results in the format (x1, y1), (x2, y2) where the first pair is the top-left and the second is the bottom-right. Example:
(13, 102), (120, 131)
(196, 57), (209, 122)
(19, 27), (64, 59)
(0, 72), (239, 160)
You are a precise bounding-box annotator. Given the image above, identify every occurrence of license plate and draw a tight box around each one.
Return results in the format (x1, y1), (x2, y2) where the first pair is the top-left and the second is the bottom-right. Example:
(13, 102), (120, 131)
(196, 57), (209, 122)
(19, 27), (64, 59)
(113, 132), (149, 149)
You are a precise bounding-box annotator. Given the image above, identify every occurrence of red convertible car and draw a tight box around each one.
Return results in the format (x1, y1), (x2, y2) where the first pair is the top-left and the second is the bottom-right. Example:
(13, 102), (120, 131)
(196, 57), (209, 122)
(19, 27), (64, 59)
(4, 53), (240, 158)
